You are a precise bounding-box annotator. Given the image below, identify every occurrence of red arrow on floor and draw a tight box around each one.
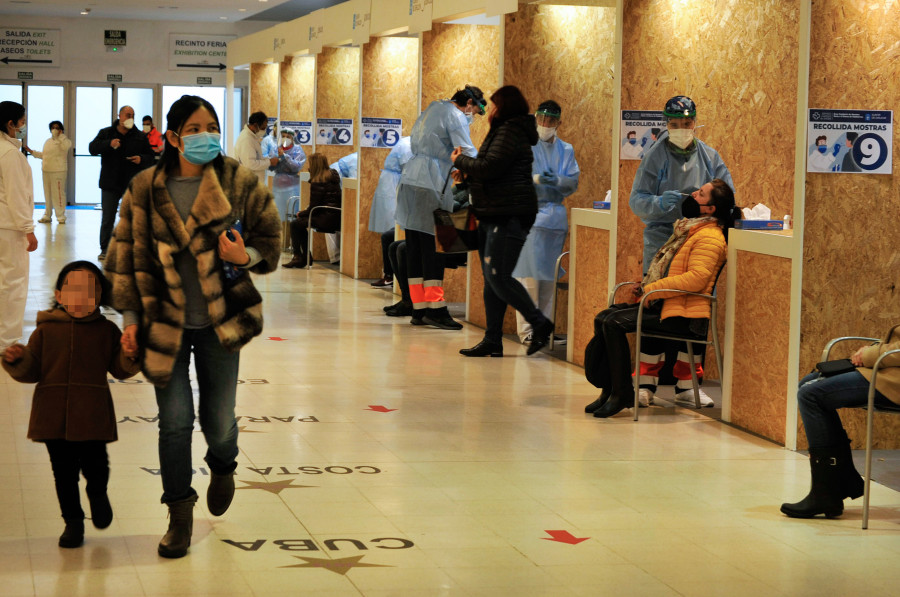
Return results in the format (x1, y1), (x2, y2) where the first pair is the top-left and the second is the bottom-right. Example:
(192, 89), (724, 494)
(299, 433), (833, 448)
(267, 337), (287, 341)
(366, 405), (398, 413)
(542, 530), (589, 545)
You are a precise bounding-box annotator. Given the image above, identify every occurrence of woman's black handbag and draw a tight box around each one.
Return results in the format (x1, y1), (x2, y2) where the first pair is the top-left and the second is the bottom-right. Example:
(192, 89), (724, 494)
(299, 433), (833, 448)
(815, 358), (856, 377)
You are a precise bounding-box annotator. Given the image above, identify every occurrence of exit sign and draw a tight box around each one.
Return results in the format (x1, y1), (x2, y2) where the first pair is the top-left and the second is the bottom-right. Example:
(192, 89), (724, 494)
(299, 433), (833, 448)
(107, 74), (123, 82)
(104, 30), (126, 46)
(17, 72), (33, 80)
(197, 77), (212, 85)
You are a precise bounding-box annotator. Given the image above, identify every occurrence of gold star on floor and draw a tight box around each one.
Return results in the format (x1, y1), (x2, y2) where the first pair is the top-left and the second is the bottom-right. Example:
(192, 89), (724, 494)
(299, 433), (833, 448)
(236, 479), (317, 494)
(238, 425), (263, 433)
(280, 555), (393, 575)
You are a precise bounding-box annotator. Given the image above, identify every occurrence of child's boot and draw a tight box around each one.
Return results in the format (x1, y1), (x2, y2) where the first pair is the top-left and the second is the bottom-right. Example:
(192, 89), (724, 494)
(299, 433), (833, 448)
(59, 518), (84, 548)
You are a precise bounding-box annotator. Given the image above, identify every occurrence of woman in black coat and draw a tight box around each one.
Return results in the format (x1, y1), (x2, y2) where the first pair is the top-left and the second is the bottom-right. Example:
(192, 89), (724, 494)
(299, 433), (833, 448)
(451, 86), (554, 357)
(284, 152), (342, 268)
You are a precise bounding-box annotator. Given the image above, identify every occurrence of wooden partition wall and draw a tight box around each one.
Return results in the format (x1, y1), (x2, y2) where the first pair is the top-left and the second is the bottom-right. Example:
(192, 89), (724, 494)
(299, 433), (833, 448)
(357, 37), (419, 279)
(421, 22), (501, 307)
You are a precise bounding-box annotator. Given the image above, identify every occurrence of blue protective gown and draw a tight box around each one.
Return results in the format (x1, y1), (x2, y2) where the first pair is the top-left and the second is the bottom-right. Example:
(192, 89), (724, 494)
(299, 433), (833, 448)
(394, 100), (477, 234)
(629, 131), (734, 270)
(512, 137), (580, 280)
(330, 152), (358, 180)
(368, 137), (413, 234)
(271, 144), (307, 221)
(261, 134), (278, 158)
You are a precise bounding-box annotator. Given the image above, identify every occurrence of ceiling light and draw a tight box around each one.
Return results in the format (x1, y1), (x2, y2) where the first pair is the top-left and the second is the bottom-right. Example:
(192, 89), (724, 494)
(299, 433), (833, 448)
(238, 8), (247, 11)
(219, 16), (228, 20)
(80, 8), (91, 15)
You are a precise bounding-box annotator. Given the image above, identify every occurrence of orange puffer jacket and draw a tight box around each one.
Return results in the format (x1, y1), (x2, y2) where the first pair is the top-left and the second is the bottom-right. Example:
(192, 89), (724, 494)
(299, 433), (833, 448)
(642, 221), (726, 321)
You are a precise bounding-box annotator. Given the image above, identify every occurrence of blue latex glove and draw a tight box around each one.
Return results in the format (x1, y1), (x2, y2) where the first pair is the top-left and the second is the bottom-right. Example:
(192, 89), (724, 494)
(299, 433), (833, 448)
(832, 143), (841, 157)
(640, 137), (648, 147)
(659, 190), (683, 211)
(538, 171), (558, 185)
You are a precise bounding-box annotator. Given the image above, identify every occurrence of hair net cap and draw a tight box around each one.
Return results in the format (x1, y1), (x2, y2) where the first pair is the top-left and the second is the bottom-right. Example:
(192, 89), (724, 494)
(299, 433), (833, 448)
(281, 129), (295, 137)
(663, 96), (697, 119)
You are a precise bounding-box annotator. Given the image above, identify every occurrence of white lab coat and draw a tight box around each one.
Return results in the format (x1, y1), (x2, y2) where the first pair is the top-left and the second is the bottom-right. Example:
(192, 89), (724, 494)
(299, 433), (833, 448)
(234, 125), (270, 181)
(0, 132), (34, 351)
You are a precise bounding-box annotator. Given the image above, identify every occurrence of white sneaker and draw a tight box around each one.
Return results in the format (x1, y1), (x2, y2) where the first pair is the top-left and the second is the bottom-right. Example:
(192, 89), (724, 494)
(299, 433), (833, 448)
(637, 389), (656, 407)
(38, 216), (51, 223)
(674, 387), (714, 408)
(521, 333), (533, 345)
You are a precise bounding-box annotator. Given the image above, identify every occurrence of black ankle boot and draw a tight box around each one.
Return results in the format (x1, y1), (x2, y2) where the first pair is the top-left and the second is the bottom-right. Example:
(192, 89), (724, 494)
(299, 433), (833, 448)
(526, 318), (554, 355)
(59, 518), (84, 548)
(835, 437), (864, 500)
(780, 447), (845, 519)
(158, 495), (199, 558)
(460, 339), (503, 357)
(584, 390), (610, 413)
(207, 471), (235, 517)
(593, 393), (633, 418)
(88, 491), (113, 529)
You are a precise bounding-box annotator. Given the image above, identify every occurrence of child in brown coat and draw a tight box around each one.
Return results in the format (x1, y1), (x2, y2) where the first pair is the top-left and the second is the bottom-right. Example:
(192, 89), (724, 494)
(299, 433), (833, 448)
(2, 261), (139, 548)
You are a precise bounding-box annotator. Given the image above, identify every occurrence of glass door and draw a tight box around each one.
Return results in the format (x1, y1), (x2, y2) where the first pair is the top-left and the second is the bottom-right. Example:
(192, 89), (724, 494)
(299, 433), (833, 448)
(162, 85), (227, 151)
(25, 84), (66, 207)
(73, 86), (113, 204)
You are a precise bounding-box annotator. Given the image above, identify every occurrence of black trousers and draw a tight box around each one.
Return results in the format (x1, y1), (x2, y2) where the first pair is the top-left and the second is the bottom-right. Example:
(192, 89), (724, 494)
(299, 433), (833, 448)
(591, 303), (704, 396)
(45, 439), (109, 521)
(381, 229), (395, 277)
(388, 239), (411, 303)
(99, 188), (122, 253)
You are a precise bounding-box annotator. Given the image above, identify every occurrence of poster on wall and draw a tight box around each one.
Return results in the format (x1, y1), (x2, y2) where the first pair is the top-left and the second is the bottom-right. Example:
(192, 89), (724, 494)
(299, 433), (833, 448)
(0, 28), (60, 67)
(619, 110), (666, 160)
(360, 118), (401, 148)
(807, 109), (893, 174)
(282, 121), (313, 145)
(316, 118), (354, 146)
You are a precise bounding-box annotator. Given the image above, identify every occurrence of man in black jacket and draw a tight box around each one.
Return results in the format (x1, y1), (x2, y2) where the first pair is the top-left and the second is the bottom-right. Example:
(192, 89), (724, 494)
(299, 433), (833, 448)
(89, 106), (154, 260)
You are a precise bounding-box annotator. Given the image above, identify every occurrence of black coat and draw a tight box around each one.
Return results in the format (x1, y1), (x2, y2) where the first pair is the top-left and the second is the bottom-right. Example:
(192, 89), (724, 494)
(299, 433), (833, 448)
(296, 169), (342, 232)
(453, 114), (539, 218)
(88, 120), (154, 194)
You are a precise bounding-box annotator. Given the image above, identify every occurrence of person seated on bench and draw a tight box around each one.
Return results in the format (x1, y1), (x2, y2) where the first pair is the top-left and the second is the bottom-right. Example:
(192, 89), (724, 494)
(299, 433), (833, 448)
(781, 328), (900, 519)
(584, 179), (739, 418)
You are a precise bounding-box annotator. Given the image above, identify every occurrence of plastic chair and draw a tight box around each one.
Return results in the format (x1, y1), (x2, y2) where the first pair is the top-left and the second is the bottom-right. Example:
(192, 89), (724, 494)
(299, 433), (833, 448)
(608, 262), (725, 421)
(818, 336), (900, 529)
(548, 251), (569, 351)
(306, 205), (342, 269)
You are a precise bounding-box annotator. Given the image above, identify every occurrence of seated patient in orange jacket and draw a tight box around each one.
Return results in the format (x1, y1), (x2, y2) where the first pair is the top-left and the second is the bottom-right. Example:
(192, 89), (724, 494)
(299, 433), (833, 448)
(585, 179), (741, 419)
(2, 260), (140, 549)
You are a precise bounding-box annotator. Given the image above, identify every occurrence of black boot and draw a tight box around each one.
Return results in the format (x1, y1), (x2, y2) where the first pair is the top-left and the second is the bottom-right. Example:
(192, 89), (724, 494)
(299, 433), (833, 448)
(835, 437), (864, 500)
(158, 495), (199, 558)
(526, 318), (554, 355)
(59, 518), (84, 548)
(584, 390), (610, 413)
(207, 471), (235, 517)
(593, 392), (633, 418)
(384, 300), (413, 317)
(88, 491), (113, 529)
(780, 447), (845, 519)
(460, 339), (503, 357)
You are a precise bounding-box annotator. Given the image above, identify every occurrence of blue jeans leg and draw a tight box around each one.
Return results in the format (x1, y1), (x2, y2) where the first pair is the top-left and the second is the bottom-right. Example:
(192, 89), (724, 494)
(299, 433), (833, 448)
(797, 371), (892, 449)
(155, 327), (240, 503)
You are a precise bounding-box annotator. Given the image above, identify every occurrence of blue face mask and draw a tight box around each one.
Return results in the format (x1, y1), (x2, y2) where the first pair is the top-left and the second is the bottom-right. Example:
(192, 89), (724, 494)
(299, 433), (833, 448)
(628, 138), (637, 145)
(180, 132), (221, 165)
(817, 145), (827, 154)
(15, 123), (26, 139)
(465, 114), (474, 126)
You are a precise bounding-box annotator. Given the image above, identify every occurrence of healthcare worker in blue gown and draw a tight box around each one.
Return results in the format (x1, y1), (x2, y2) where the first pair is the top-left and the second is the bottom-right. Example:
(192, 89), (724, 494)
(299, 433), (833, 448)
(270, 128), (306, 221)
(512, 100), (580, 344)
(394, 85), (484, 330)
(368, 137), (413, 287)
(625, 95), (734, 409)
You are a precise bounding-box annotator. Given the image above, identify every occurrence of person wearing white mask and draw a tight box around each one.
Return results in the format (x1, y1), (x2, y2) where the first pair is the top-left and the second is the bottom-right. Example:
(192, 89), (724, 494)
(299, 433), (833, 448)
(512, 100), (580, 345)
(142, 115), (164, 154)
(270, 128), (306, 221)
(619, 94), (734, 410)
(0, 101), (39, 357)
(234, 111), (279, 183)
(33, 121), (73, 224)
(88, 105), (155, 260)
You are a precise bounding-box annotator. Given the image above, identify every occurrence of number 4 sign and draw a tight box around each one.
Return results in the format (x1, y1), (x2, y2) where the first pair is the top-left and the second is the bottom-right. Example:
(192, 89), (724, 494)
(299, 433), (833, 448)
(315, 118), (354, 146)
(807, 109), (893, 174)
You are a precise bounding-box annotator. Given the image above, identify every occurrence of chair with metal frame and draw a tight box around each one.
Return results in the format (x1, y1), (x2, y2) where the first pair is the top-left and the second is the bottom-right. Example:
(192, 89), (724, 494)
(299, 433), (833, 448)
(284, 195), (301, 251)
(306, 205), (342, 270)
(607, 262), (725, 421)
(817, 336), (900, 529)
(548, 251), (569, 351)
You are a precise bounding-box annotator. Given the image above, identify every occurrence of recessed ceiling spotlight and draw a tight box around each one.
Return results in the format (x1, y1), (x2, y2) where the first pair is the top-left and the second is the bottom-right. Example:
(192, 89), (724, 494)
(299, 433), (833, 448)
(80, 8), (91, 15)
(219, 16), (228, 20)
(238, 8), (247, 11)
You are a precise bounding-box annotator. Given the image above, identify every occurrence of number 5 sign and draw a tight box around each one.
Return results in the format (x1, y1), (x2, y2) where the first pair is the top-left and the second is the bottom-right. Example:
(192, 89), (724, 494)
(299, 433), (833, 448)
(316, 118), (354, 146)
(807, 109), (893, 174)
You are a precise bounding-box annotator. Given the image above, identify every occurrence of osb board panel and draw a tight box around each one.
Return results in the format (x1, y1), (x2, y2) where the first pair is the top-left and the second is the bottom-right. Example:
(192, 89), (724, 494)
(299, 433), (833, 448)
(730, 251), (791, 445)
(572, 227), (609, 367)
(504, 4), (615, 213)
(799, 0), (900, 450)
(316, 46), (360, 166)
(444, 265), (467, 304)
(250, 63), (279, 116)
(357, 37), (420, 280)
(422, 23), (500, 150)
(466, 252), (517, 334)
(619, 0), (800, 276)
(280, 56), (315, 125)
(340, 188), (357, 278)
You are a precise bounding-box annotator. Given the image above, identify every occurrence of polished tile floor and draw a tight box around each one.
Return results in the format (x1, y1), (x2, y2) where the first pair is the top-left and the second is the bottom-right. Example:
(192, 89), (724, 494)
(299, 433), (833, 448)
(2, 208), (899, 597)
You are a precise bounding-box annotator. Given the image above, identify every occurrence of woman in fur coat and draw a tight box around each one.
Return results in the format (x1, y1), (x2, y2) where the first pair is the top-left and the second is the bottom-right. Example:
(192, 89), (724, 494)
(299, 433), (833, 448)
(105, 95), (281, 559)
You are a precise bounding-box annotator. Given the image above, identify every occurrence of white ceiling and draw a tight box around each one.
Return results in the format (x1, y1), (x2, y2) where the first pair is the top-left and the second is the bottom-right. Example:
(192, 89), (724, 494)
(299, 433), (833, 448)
(0, 0), (343, 23)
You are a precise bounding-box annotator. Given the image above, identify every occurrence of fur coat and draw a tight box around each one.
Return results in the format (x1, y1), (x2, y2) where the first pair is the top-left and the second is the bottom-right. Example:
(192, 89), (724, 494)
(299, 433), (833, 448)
(105, 156), (281, 387)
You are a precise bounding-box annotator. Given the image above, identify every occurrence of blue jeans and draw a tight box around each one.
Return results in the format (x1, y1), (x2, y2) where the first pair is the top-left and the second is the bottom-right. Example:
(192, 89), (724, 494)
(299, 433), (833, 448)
(797, 371), (893, 449)
(478, 216), (546, 343)
(155, 327), (240, 503)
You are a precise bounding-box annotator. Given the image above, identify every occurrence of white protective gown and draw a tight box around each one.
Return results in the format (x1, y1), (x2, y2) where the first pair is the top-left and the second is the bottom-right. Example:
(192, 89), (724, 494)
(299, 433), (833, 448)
(394, 100), (476, 234)
(271, 144), (307, 221)
(512, 136), (580, 281)
(368, 137), (413, 234)
(0, 132), (34, 351)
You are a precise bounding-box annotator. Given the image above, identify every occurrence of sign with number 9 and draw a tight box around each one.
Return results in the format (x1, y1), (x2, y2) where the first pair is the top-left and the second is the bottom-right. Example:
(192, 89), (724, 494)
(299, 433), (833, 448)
(852, 133), (888, 171)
